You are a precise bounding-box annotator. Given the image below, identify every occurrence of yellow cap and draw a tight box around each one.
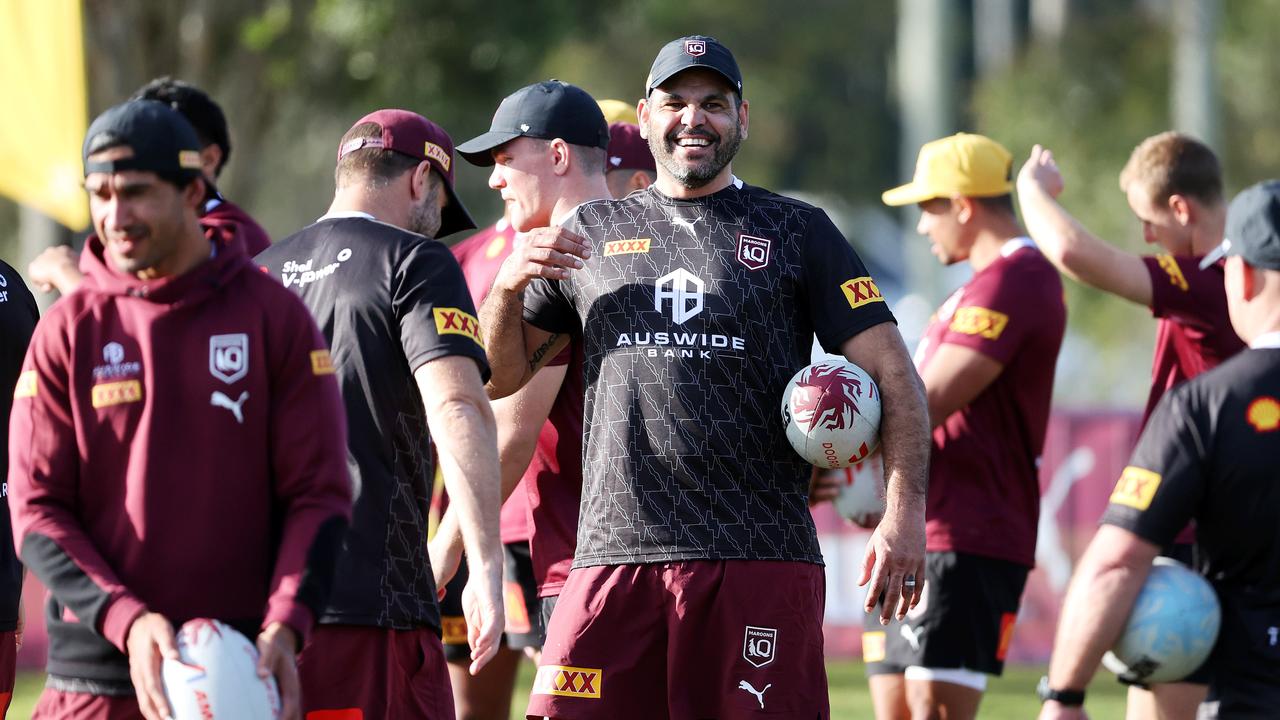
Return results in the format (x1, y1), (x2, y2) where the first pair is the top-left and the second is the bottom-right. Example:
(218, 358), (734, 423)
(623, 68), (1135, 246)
(597, 98), (638, 125)
(881, 133), (1014, 206)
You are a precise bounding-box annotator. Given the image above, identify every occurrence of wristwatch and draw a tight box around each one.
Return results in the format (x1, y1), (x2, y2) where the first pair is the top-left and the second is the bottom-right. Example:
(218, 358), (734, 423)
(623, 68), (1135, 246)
(1036, 675), (1085, 706)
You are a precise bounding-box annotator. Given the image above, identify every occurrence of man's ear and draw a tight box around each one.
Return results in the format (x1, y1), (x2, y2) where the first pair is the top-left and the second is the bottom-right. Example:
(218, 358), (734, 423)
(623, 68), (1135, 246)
(549, 138), (571, 177)
(1168, 194), (1194, 226)
(409, 160), (432, 200)
(1241, 258), (1262, 301)
(954, 196), (975, 224)
(199, 144), (223, 181)
(638, 98), (650, 139)
(628, 170), (654, 193)
(184, 176), (208, 210)
(737, 97), (749, 141)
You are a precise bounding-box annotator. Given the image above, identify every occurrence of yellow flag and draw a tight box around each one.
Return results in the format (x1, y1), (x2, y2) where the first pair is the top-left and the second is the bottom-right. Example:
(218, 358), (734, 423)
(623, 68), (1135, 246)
(0, 0), (88, 230)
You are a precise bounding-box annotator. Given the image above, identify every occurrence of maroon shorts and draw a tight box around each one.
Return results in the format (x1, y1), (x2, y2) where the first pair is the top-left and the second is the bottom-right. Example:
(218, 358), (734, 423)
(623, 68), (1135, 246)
(33, 691), (142, 720)
(298, 625), (454, 720)
(525, 560), (829, 719)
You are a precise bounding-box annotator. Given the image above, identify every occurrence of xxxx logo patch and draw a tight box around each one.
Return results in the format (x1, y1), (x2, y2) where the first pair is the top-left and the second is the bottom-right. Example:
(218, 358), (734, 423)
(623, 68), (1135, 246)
(862, 630), (886, 663)
(532, 665), (602, 699)
(1110, 466), (1162, 511)
(1156, 254), (1189, 292)
(310, 349), (336, 376)
(949, 306), (1009, 340)
(604, 238), (651, 256)
(841, 276), (885, 310)
(433, 308), (483, 347)
(92, 380), (142, 409)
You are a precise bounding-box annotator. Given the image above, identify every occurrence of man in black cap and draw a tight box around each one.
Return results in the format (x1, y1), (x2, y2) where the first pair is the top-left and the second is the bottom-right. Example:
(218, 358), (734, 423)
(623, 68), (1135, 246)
(257, 109), (504, 719)
(8, 99), (352, 720)
(1037, 180), (1280, 720)
(476, 37), (930, 718)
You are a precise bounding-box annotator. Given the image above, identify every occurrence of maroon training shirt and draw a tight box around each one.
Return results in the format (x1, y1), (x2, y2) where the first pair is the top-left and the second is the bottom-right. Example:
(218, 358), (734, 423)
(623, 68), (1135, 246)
(1142, 254), (1246, 423)
(8, 225), (351, 689)
(451, 221), (531, 544)
(914, 240), (1066, 567)
(451, 220), (585, 594)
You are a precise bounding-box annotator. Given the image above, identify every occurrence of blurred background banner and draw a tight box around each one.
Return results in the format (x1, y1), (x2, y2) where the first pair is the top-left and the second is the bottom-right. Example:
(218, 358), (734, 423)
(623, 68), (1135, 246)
(0, 0), (88, 231)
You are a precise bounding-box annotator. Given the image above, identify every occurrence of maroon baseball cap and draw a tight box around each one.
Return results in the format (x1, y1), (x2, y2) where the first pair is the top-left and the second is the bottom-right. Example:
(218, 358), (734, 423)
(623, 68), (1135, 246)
(338, 109), (476, 237)
(606, 122), (656, 173)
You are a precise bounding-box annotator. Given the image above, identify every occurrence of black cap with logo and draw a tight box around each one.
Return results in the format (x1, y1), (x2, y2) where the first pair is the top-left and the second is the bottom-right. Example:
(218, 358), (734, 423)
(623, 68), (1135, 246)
(645, 35), (743, 97)
(1200, 180), (1280, 271)
(82, 99), (206, 184)
(458, 80), (609, 167)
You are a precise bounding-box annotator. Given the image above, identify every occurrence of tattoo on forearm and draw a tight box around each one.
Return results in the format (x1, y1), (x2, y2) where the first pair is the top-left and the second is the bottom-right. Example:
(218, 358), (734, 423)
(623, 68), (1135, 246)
(528, 334), (561, 372)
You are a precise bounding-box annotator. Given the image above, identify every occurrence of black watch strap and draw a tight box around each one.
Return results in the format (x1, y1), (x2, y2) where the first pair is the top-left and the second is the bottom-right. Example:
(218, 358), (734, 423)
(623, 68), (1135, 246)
(1036, 675), (1086, 706)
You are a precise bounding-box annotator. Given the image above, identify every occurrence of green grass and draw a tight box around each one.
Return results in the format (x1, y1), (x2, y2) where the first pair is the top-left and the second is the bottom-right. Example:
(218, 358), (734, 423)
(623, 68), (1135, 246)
(10, 662), (1129, 718)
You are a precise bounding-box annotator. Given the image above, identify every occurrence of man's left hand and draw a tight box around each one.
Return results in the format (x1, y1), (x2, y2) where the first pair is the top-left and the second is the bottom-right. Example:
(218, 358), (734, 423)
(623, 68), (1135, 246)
(256, 622), (301, 720)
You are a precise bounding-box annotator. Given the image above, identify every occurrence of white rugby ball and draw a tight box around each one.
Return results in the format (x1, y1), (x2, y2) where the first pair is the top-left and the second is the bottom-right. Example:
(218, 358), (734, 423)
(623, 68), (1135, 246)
(162, 619), (281, 720)
(833, 453), (887, 526)
(781, 357), (882, 469)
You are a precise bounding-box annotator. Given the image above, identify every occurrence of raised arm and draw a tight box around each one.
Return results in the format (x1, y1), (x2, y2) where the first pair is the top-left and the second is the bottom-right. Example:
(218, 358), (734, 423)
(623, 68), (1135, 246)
(416, 354), (504, 674)
(479, 226), (585, 398)
(1017, 145), (1153, 305)
(840, 322), (930, 623)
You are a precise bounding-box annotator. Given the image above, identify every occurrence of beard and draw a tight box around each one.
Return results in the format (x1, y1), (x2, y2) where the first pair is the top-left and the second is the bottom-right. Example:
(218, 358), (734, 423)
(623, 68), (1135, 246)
(647, 119), (743, 189)
(407, 183), (443, 238)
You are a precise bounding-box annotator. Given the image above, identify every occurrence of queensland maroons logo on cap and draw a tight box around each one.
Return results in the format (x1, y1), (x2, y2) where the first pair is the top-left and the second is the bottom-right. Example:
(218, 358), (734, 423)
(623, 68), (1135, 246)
(684, 39), (706, 56)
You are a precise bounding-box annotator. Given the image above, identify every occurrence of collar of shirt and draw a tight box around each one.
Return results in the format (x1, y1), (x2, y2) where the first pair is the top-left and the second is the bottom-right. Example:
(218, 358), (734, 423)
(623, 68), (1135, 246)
(318, 210), (377, 222)
(1250, 331), (1280, 350)
(1001, 236), (1037, 257)
(204, 197), (224, 213)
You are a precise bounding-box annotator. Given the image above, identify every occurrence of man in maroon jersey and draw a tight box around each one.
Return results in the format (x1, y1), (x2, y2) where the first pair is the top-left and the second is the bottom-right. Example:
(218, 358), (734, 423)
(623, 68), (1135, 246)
(8, 99), (351, 720)
(28, 77), (271, 295)
(1018, 131), (1244, 718)
(867, 133), (1066, 720)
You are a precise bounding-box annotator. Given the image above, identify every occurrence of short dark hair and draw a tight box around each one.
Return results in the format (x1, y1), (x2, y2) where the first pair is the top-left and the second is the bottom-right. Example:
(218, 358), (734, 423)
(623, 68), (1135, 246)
(335, 122), (421, 189)
(973, 193), (1017, 218)
(132, 77), (231, 177)
(1119, 131), (1223, 206)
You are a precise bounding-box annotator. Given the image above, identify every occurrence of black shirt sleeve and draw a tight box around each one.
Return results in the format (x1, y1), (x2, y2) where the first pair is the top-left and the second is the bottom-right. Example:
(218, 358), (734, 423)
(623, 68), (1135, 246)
(392, 239), (491, 381)
(800, 209), (896, 353)
(1101, 384), (1208, 546)
(523, 212), (584, 335)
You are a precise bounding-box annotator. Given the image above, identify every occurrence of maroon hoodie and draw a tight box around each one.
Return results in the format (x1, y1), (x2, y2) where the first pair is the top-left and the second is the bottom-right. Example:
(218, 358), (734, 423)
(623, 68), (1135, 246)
(8, 222), (351, 689)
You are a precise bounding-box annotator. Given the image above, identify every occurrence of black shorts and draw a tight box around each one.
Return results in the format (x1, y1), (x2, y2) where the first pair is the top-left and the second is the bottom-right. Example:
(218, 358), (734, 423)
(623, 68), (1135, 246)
(440, 541), (543, 662)
(1195, 595), (1280, 718)
(539, 592), (559, 634)
(863, 551), (1028, 677)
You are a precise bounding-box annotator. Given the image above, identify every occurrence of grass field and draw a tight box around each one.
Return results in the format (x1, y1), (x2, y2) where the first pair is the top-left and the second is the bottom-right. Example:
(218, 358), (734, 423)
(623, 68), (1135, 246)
(8, 662), (1129, 718)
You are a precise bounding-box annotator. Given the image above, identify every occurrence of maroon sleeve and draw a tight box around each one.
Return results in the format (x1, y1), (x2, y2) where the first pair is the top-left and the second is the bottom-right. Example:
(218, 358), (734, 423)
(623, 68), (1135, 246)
(935, 261), (1042, 365)
(8, 308), (149, 651)
(261, 295), (353, 641)
(1144, 254), (1227, 331)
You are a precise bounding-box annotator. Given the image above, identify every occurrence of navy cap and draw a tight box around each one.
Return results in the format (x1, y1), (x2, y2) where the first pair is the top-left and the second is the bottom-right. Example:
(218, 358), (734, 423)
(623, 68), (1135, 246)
(646, 35), (743, 97)
(1200, 180), (1280, 271)
(83, 100), (205, 182)
(458, 80), (609, 167)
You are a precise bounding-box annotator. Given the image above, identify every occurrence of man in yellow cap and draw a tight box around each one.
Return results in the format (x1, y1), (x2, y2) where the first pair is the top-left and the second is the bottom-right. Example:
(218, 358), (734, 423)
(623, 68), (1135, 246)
(864, 133), (1067, 720)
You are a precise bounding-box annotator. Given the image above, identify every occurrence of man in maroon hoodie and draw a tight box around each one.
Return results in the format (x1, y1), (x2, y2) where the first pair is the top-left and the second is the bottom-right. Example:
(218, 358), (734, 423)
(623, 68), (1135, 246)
(27, 77), (271, 294)
(8, 100), (351, 720)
